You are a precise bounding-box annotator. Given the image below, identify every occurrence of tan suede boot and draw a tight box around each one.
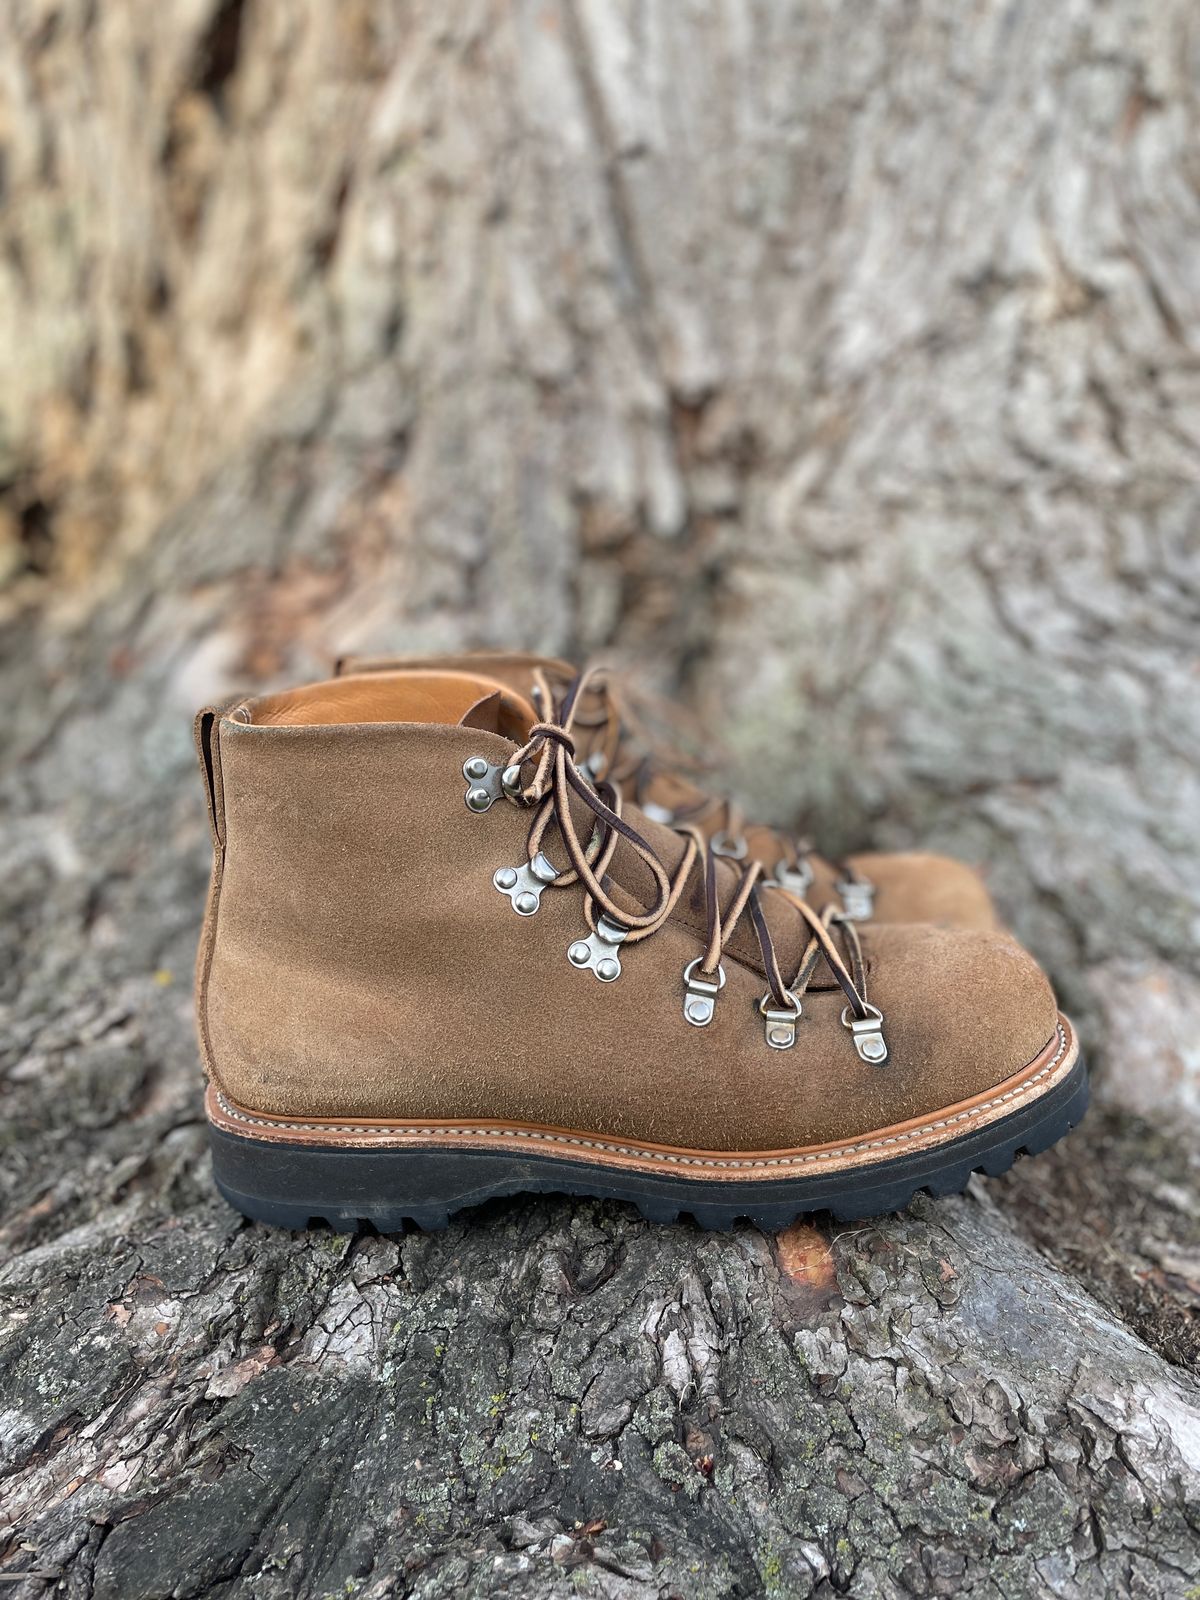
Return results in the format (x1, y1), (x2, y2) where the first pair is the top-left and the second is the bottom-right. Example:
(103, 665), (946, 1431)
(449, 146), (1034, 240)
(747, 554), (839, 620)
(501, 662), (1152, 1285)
(195, 668), (1086, 1230)
(335, 651), (998, 930)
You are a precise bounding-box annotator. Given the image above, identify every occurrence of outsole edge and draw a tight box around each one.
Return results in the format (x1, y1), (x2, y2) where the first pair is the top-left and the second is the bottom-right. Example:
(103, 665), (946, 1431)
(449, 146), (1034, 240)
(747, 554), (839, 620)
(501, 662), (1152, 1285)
(209, 1053), (1089, 1233)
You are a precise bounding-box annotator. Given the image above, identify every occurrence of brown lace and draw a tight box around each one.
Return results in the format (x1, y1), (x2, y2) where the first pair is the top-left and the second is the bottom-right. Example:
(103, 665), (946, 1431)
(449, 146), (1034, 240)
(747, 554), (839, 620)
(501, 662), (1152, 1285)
(504, 669), (880, 1042)
(529, 663), (871, 896)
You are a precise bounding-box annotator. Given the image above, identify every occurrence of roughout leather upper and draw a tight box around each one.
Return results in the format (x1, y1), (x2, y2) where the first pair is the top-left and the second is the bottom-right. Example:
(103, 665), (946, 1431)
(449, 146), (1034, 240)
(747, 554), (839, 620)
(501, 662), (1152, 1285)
(195, 692), (1062, 1153)
(338, 650), (1001, 931)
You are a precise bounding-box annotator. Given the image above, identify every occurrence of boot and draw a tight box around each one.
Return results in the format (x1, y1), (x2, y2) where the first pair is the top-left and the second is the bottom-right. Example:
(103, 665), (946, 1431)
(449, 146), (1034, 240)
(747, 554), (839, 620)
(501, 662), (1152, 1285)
(195, 667), (1086, 1231)
(335, 651), (998, 929)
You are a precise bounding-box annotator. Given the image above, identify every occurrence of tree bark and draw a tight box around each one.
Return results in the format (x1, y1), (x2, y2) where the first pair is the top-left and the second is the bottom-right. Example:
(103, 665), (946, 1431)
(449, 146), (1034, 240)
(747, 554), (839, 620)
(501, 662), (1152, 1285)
(2, 2), (1198, 1596)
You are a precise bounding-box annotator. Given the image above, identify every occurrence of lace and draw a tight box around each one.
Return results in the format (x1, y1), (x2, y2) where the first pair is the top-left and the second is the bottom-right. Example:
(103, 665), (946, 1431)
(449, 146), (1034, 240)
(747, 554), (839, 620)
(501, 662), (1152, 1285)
(501, 668), (886, 1060)
(528, 663), (874, 910)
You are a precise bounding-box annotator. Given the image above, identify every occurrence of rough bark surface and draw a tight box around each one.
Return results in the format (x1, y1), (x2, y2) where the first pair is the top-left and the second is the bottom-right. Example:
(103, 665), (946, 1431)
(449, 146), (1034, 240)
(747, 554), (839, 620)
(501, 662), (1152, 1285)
(2, 3), (1198, 1597)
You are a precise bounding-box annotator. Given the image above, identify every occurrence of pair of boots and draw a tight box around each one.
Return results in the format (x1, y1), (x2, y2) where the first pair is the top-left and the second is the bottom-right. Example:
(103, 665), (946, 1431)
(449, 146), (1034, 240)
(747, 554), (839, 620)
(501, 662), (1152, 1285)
(194, 652), (1086, 1231)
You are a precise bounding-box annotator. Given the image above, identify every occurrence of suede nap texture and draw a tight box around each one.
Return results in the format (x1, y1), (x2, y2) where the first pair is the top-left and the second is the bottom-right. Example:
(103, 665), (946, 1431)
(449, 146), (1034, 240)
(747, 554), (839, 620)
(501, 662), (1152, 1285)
(194, 682), (1061, 1153)
(336, 651), (1000, 930)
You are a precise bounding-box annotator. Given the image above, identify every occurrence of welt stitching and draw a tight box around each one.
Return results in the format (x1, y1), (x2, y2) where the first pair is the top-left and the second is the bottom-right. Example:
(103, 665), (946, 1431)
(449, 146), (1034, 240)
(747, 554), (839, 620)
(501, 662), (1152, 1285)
(213, 1023), (1071, 1171)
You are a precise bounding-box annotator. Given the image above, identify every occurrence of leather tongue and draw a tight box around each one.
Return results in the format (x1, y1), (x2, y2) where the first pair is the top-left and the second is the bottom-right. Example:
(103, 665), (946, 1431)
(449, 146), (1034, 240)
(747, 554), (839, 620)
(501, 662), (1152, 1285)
(459, 690), (504, 732)
(457, 684), (537, 739)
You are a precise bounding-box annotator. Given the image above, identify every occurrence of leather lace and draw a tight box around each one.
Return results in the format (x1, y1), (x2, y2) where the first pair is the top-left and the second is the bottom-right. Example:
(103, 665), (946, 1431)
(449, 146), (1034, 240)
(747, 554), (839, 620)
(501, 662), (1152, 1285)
(530, 664), (872, 898)
(505, 668), (881, 1046)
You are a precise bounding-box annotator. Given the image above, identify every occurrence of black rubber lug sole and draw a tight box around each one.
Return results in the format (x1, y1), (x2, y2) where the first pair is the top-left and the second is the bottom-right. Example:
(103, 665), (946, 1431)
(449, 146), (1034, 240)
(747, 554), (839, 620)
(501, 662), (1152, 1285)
(210, 1054), (1088, 1233)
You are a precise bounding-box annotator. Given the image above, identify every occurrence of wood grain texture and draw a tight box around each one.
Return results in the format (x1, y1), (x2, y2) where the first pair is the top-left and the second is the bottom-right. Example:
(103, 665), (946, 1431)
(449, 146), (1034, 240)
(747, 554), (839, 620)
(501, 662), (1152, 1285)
(2, 2), (1198, 1595)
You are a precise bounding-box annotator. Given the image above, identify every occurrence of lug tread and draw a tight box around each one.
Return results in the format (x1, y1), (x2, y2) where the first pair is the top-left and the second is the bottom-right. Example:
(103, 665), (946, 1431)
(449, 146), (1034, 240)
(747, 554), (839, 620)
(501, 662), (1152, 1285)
(211, 1059), (1088, 1235)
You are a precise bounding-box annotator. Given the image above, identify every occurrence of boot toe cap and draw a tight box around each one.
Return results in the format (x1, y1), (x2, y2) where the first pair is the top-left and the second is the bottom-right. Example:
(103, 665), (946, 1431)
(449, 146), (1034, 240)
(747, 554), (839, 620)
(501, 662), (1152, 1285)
(854, 921), (1063, 1122)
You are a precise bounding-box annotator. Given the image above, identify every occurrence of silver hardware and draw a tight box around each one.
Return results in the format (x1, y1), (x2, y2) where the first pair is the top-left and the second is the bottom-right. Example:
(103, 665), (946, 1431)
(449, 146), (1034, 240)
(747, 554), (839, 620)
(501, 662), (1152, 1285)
(571, 755), (600, 795)
(493, 851), (558, 915)
(759, 990), (802, 1050)
(641, 800), (675, 825)
(711, 830), (748, 860)
(501, 764), (525, 798)
(567, 915), (628, 982)
(463, 756), (506, 812)
(682, 958), (726, 1027)
(836, 877), (875, 920)
(841, 1003), (888, 1065)
(579, 751), (607, 781)
(771, 858), (814, 897)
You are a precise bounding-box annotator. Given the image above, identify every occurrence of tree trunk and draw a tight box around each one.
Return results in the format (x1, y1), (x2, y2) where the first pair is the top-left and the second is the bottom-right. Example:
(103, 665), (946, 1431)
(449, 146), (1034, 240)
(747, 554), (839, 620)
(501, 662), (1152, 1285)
(2, 3), (1198, 1596)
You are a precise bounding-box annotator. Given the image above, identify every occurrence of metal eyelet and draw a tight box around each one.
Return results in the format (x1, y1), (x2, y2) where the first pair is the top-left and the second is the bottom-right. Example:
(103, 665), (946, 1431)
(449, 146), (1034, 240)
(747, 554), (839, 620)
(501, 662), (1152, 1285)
(710, 830), (748, 860)
(841, 1003), (888, 1065)
(759, 990), (802, 1050)
(682, 958), (726, 1027)
(493, 851), (558, 915)
(463, 756), (506, 813)
(640, 800), (676, 826)
(836, 877), (875, 920)
(567, 915), (628, 981)
(771, 859), (814, 897)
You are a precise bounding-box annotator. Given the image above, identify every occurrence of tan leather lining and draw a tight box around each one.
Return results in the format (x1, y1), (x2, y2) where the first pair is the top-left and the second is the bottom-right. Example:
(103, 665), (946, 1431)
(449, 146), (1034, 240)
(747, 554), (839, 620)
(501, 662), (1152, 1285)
(251, 670), (538, 731)
(207, 1017), (1077, 1182)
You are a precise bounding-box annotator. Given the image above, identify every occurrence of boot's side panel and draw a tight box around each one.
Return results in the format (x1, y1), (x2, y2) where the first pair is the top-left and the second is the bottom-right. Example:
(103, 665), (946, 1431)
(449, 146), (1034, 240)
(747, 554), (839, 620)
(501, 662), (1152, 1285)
(201, 718), (799, 1147)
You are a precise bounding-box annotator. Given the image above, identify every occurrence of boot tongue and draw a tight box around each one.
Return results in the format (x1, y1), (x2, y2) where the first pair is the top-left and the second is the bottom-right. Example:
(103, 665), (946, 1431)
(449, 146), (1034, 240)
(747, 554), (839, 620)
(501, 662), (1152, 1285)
(458, 688), (536, 741)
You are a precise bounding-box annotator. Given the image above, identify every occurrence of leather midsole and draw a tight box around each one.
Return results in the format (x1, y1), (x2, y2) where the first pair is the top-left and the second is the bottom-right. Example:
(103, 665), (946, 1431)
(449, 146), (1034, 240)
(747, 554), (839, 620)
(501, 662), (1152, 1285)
(205, 1016), (1078, 1184)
